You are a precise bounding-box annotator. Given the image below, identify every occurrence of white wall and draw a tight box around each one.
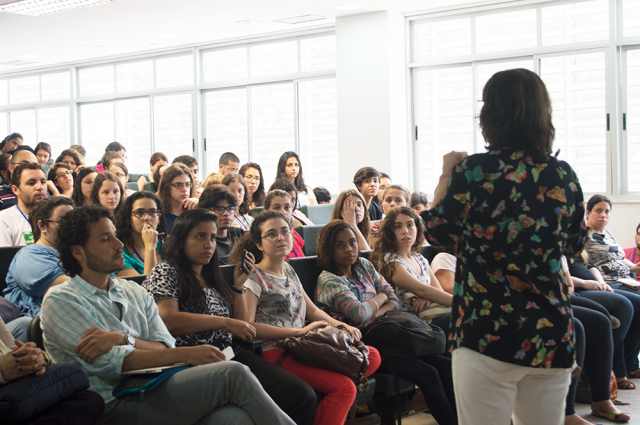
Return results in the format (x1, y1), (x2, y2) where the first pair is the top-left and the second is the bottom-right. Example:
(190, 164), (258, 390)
(608, 203), (640, 249)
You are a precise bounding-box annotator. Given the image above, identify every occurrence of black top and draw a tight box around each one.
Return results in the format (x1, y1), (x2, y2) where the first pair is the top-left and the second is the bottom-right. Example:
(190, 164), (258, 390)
(0, 185), (17, 211)
(165, 213), (178, 234)
(368, 201), (383, 221)
(568, 257), (596, 282)
(422, 149), (586, 369)
(217, 227), (244, 265)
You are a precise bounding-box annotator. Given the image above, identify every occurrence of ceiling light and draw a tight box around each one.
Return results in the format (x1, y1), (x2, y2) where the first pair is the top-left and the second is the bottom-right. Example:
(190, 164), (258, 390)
(0, 0), (113, 16)
(332, 4), (363, 10)
(273, 15), (328, 24)
(155, 33), (179, 39)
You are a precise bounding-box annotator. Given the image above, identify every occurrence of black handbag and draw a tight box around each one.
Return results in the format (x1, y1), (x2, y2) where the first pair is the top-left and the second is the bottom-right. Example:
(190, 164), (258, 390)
(0, 363), (90, 422)
(361, 311), (446, 359)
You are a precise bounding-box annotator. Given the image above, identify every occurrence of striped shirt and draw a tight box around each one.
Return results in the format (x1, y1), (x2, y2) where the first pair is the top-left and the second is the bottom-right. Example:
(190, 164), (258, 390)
(41, 275), (175, 403)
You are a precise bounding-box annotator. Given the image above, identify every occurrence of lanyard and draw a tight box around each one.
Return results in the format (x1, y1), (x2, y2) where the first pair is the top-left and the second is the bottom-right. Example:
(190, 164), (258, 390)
(347, 273), (365, 302)
(234, 213), (250, 230)
(133, 247), (145, 264)
(16, 205), (29, 223)
(286, 246), (299, 259)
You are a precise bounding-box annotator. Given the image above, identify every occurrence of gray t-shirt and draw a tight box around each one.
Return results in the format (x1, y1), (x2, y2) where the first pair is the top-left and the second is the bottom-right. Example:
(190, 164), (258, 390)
(216, 227), (244, 265)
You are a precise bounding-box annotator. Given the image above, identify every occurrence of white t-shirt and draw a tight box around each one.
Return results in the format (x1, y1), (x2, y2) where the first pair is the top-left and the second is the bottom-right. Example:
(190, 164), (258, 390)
(430, 253), (457, 274)
(0, 205), (34, 247)
(297, 191), (316, 208)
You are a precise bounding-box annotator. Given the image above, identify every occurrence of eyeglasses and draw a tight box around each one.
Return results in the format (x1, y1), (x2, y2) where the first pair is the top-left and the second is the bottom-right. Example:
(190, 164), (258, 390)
(42, 218), (62, 225)
(132, 209), (159, 219)
(56, 170), (73, 179)
(261, 229), (292, 241)
(244, 175), (260, 182)
(210, 206), (236, 214)
(169, 182), (191, 190)
(113, 172), (126, 179)
(223, 165), (238, 173)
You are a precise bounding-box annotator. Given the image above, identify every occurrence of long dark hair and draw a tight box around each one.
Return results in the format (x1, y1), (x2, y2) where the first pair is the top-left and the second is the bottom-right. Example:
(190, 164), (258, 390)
(72, 167), (99, 206)
(239, 162), (265, 207)
(0, 133), (23, 153)
(221, 173), (251, 215)
(164, 209), (234, 309)
(479, 69), (555, 162)
(230, 210), (290, 265)
(115, 191), (166, 257)
(316, 219), (361, 276)
(276, 151), (307, 194)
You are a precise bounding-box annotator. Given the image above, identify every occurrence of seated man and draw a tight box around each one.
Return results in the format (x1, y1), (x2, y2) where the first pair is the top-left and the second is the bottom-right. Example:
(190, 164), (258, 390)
(0, 162), (47, 246)
(41, 205), (295, 425)
(264, 189), (305, 259)
(173, 155), (200, 188)
(4, 196), (74, 341)
(198, 185), (244, 265)
(218, 152), (240, 176)
(0, 147), (41, 212)
(624, 222), (640, 281)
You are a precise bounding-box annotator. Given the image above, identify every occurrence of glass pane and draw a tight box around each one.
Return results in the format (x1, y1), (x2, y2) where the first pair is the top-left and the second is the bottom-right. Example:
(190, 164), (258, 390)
(626, 49), (640, 192)
(301, 35), (336, 72)
(540, 52), (607, 194)
(156, 55), (193, 88)
(0, 112), (7, 141)
(79, 66), (115, 97)
(250, 83), (295, 184)
(476, 9), (537, 54)
(202, 47), (248, 83)
(116, 97), (151, 175)
(41, 72), (70, 101)
(80, 102), (115, 166)
(624, 0), (640, 38)
(542, 0), (609, 46)
(205, 89), (248, 173)
(0, 80), (8, 106)
(250, 41), (298, 78)
(298, 78), (339, 193)
(416, 66), (473, 197)
(116, 61), (153, 93)
(9, 76), (39, 104)
(38, 107), (70, 158)
(10, 109), (37, 145)
(153, 93), (192, 162)
(414, 18), (472, 61)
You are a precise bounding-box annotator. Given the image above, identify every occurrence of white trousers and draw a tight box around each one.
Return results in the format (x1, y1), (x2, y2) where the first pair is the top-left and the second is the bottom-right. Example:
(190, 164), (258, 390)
(452, 347), (571, 425)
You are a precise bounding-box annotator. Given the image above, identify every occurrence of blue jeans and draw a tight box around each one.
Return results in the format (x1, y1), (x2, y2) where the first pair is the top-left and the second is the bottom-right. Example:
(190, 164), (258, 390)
(575, 287), (640, 375)
(6, 316), (32, 343)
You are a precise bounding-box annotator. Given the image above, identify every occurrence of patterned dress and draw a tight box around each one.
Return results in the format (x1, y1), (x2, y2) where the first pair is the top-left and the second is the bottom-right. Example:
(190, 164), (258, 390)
(585, 228), (632, 283)
(421, 149), (586, 369)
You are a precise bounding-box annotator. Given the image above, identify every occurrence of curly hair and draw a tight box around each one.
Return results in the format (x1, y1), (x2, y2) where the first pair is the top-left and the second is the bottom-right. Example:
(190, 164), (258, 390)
(198, 184), (238, 210)
(275, 151), (308, 194)
(230, 210), (289, 265)
(370, 206), (425, 283)
(239, 162), (265, 207)
(331, 189), (371, 243)
(29, 196), (75, 243)
(115, 191), (166, 258)
(56, 206), (114, 277)
(164, 209), (233, 309)
(269, 178), (298, 210)
(55, 149), (84, 169)
(221, 173), (250, 215)
(90, 171), (124, 214)
(72, 167), (99, 207)
(316, 220), (360, 276)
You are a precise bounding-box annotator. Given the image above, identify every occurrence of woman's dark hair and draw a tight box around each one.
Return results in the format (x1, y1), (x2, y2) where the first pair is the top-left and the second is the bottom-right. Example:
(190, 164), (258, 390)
(353, 167), (381, 190)
(47, 163), (73, 193)
(313, 186), (331, 203)
(410, 191), (429, 207)
(56, 206), (114, 277)
(30, 196), (75, 243)
(239, 162), (265, 207)
(72, 167), (99, 206)
(586, 194), (612, 212)
(269, 178), (299, 210)
(100, 151), (123, 170)
(90, 171), (124, 213)
(165, 209), (233, 308)
(55, 148), (84, 169)
(35, 142), (52, 163)
(230, 210), (290, 264)
(108, 162), (129, 181)
(479, 68), (555, 162)
(0, 133), (23, 152)
(276, 151), (307, 194)
(152, 163), (167, 187)
(221, 173), (250, 215)
(331, 189), (371, 242)
(115, 191), (166, 257)
(150, 152), (168, 167)
(370, 206), (425, 283)
(157, 163), (195, 212)
(316, 220), (360, 275)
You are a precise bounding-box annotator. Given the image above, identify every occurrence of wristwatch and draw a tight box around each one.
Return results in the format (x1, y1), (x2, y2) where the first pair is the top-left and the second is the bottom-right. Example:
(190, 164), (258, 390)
(124, 333), (136, 348)
(232, 286), (246, 294)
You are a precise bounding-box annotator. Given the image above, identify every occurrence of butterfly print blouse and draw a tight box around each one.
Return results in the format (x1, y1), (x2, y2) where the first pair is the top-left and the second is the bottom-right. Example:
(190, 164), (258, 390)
(421, 149), (587, 369)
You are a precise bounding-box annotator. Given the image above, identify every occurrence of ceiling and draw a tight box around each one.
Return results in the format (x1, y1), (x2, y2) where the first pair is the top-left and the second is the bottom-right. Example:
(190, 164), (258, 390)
(0, 0), (477, 75)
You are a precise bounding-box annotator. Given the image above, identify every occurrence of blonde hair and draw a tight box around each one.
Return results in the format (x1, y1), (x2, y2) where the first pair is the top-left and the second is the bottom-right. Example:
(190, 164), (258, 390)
(201, 172), (224, 189)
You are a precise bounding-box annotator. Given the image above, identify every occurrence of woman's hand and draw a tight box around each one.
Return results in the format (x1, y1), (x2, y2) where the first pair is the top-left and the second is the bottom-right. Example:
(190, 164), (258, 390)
(342, 324), (362, 341)
(442, 151), (468, 176)
(223, 318), (256, 341)
(630, 263), (640, 274)
(580, 280), (613, 292)
(340, 199), (357, 226)
(296, 321), (329, 336)
(412, 298), (431, 315)
(233, 251), (256, 289)
(141, 224), (158, 248)
(0, 341), (46, 383)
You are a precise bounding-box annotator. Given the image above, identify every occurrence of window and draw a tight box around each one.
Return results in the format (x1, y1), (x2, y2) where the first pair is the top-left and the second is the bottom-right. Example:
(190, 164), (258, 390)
(80, 102), (115, 165)
(414, 18), (472, 61)
(541, 0), (609, 46)
(156, 55), (193, 88)
(41, 72), (71, 102)
(0, 112), (6, 138)
(204, 88), (249, 168)
(79, 66), (115, 97)
(0, 80), (7, 106)
(38, 106), (71, 157)
(116, 61), (154, 93)
(203, 47), (248, 83)
(623, 0), (640, 38)
(9, 76), (39, 104)
(116, 98), (151, 174)
(10, 109), (37, 145)
(250, 41), (298, 78)
(475, 9), (537, 54)
(154, 93), (193, 161)
(624, 48), (640, 193)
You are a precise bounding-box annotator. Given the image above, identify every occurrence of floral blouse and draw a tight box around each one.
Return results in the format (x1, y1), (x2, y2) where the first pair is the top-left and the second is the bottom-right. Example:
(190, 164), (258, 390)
(585, 228), (631, 283)
(245, 263), (306, 351)
(421, 149), (586, 369)
(384, 253), (431, 312)
(316, 258), (400, 325)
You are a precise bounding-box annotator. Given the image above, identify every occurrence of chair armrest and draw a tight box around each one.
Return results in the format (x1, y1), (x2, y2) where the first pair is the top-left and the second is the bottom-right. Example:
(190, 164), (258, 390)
(233, 339), (263, 357)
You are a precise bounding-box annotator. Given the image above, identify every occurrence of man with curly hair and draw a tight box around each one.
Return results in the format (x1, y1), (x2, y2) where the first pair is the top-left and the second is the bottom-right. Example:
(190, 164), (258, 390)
(40, 205), (295, 425)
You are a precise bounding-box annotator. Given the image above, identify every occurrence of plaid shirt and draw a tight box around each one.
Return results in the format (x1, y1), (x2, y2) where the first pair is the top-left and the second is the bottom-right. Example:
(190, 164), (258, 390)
(41, 275), (175, 403)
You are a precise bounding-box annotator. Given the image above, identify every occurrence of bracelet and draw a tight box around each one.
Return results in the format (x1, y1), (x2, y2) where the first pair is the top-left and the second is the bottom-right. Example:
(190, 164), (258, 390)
(42, 351), (51, 366)
(371, 299), (380, 311)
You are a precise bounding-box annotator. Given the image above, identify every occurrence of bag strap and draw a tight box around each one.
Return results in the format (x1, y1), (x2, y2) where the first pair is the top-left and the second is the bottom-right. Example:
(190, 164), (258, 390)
(275, 351), (289, 367)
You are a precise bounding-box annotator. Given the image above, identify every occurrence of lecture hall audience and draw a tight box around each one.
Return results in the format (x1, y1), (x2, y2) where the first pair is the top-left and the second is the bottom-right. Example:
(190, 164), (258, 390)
(90, 171), (123, 214)
(156, 163), (198, 233)
(263, 189), (305, 259)
(221, 172), (254, 231)
(331, 189), (371, 251)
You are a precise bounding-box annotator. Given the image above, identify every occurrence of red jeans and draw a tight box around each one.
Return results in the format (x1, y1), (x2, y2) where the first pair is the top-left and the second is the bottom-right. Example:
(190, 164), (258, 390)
(263, 346), (381, 425)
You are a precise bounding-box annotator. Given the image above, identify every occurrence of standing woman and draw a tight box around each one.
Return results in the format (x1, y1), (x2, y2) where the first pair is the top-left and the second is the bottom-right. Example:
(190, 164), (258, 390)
(35, 142), (52, 166)
(115, 192), (166, 276)
(421, 69), (587, 424)
(89, 171), (123, 214)
(231, 211), (381, 425)
(156, 163), (198, 233)
(0, 133), (23, 154)
(276, 152), (317, 206)
(142, 209), (316, 425)
(221, 172), (254, 232)
(331, 190), (371, 251)
(240, 162), (265, 208)
(72, 167), (98, 207)
(137, 152), (168, 191)
(47, 163), (74, 197)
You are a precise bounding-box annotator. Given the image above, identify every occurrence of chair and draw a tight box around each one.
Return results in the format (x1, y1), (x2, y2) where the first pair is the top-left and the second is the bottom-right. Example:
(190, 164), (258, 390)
(299, 204), (333, 226)
(122, 274), (148, 285)
(129, 173), (145, 183)
(248, 206), (263, 218)
(294, 225), (323, 256)
(126, 181), (138, 191)
(287, 256), (322, 301)
(0, 246), (22, 292)
(421, 245), (437, 263)
(27, 316), (44, 350)
(143, 182), (157, 192)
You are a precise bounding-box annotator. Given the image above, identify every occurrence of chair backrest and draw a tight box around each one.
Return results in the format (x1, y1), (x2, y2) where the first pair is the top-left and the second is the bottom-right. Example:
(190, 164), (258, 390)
(299, 204), (333, 226)
(0, 246), (22, 292)
(129, 173), (145, 183)
(143, 181), (157, 192)
(294, 225), (323, 256)
(122, 274), (148, 285)
(126, 181), (138, 191)
(248, 206), (264, 218)
(27, 316), (44, 350)
(421, 245), (437, 263)
(220, 264), (235, 287)
(287, 256), (322, 302)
